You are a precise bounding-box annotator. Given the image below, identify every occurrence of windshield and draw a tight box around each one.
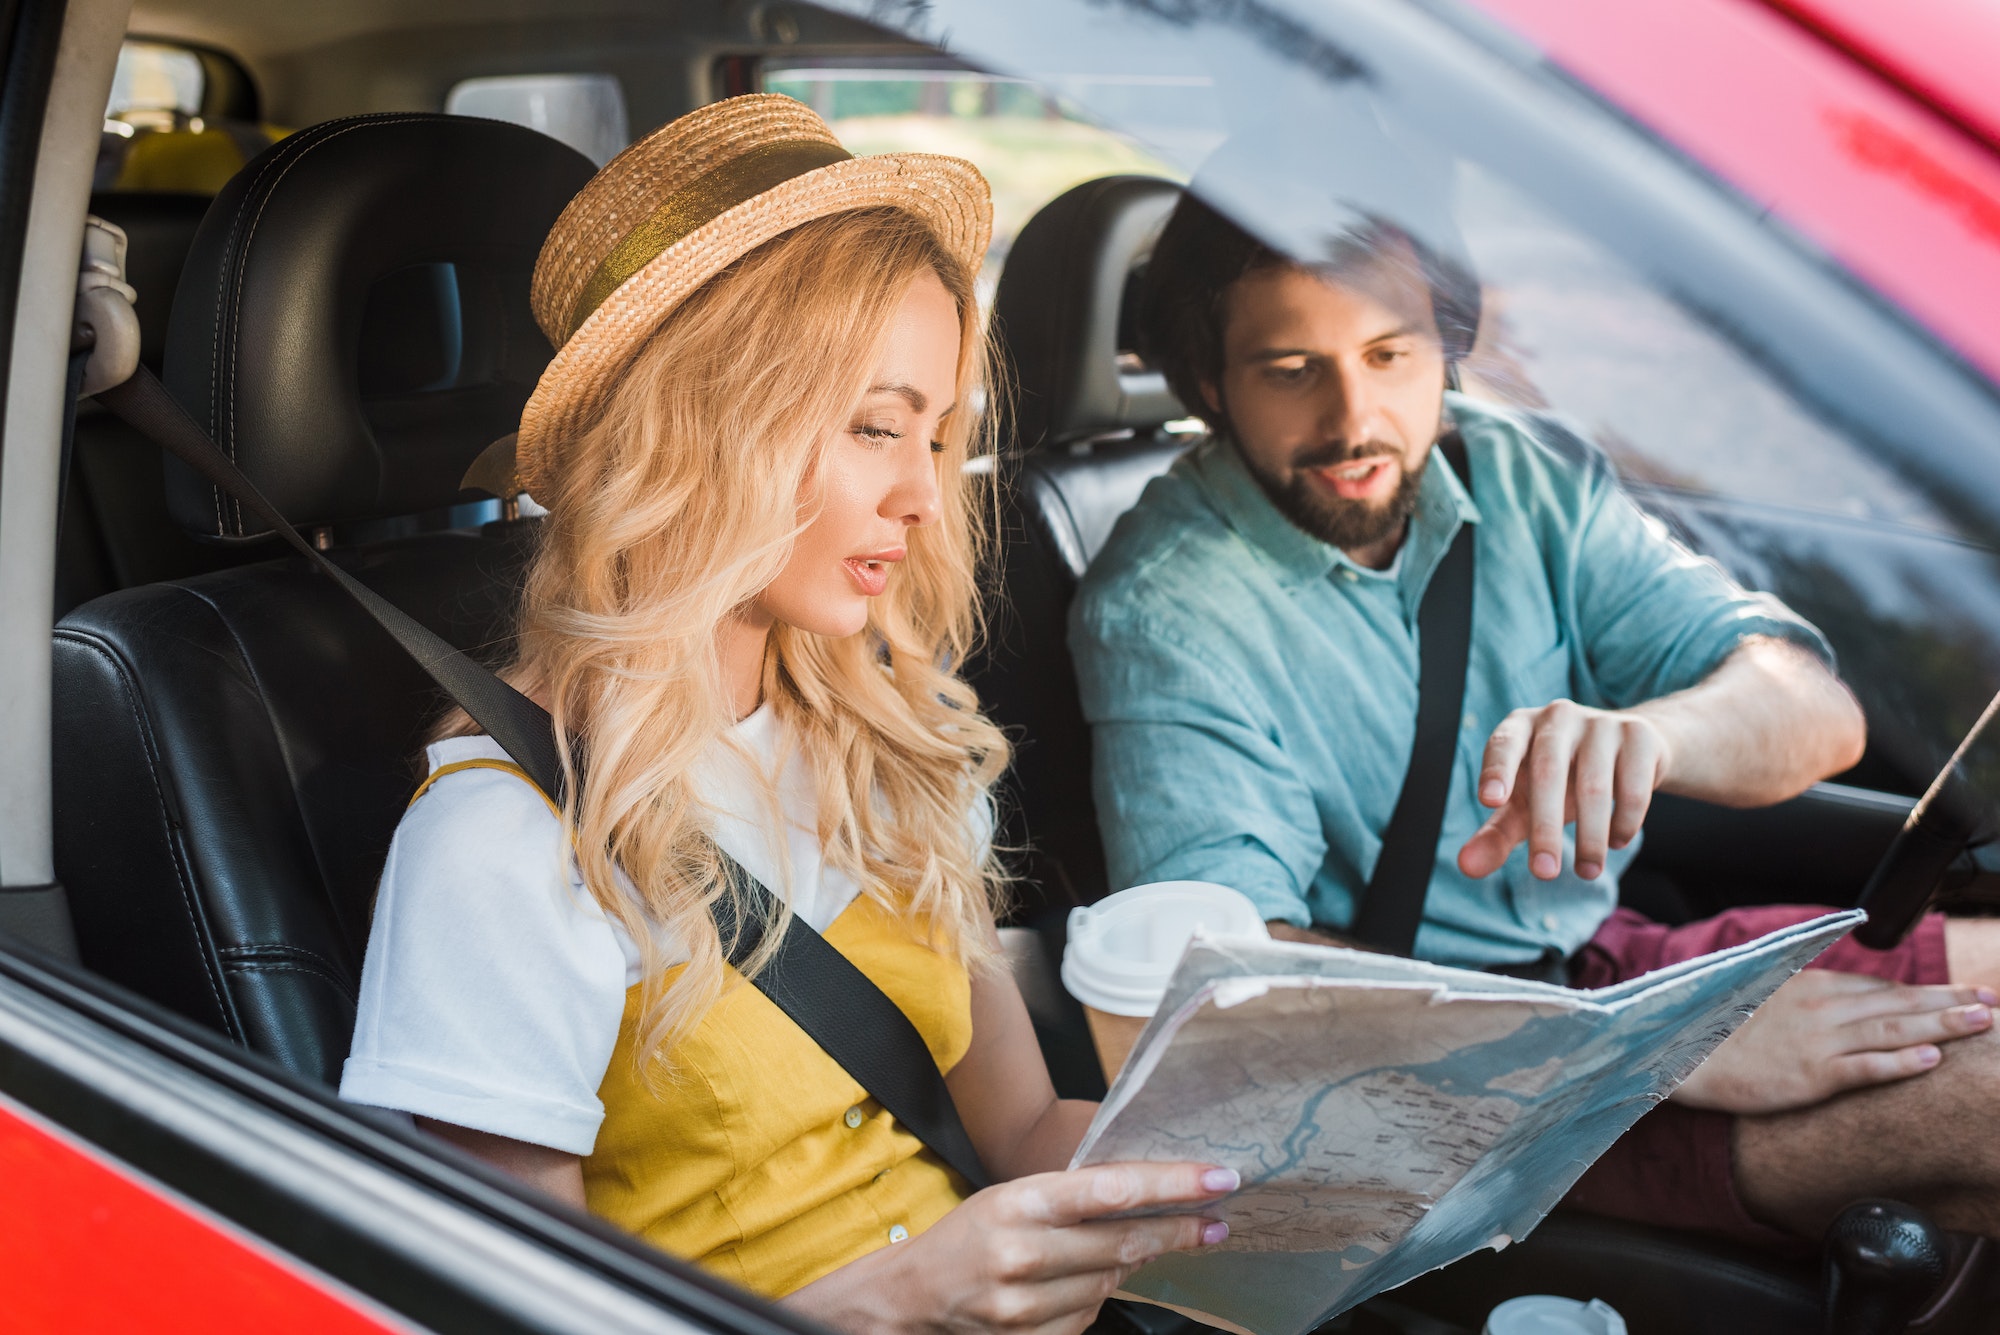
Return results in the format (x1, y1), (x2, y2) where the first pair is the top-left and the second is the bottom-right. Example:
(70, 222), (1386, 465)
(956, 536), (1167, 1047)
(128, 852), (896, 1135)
(811, 0), (2000, 797)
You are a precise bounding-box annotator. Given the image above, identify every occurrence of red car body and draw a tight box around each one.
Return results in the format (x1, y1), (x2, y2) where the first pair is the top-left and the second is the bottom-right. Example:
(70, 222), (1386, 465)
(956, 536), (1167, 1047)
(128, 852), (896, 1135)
(12, 0), (2000, 1330)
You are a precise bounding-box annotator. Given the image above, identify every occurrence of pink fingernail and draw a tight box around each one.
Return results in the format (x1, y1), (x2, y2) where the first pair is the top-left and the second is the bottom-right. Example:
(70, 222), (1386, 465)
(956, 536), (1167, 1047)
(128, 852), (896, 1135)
(1980, 988), (1999, 1006)
(1920, 1046), (1942, 1066)
(1201, 1222), (1230, 1245)
(1200, 1168), (1239, 1193)
(1576, 862), (1602, 880)
(1531, 853), (1559, 878)
(1481, 781), (1504, 805)
(1966, 1006), (1991, 1026)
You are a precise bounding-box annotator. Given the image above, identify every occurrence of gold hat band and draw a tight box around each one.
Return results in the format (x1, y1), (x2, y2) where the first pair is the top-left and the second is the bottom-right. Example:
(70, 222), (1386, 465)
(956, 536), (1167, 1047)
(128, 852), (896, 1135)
(563, 137), (854, 339)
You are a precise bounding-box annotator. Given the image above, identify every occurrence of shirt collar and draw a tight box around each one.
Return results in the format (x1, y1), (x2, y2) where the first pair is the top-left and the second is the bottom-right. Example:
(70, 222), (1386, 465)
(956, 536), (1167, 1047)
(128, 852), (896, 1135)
(1194, 422), (1481, 606)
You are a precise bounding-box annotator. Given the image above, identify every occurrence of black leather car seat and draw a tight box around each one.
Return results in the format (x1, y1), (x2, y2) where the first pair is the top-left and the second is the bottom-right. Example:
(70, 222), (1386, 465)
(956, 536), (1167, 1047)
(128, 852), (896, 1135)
(51, 114), (593, 1084)
(975, 175), (1199, 921)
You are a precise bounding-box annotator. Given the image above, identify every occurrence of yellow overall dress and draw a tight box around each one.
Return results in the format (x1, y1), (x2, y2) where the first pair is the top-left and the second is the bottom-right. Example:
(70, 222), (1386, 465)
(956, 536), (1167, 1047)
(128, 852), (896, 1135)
(412, 760), (974, 1298)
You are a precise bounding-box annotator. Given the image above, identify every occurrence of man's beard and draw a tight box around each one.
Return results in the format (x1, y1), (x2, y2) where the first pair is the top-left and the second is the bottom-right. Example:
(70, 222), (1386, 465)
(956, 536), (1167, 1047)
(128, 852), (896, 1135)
(1244, 442), (1428, 552)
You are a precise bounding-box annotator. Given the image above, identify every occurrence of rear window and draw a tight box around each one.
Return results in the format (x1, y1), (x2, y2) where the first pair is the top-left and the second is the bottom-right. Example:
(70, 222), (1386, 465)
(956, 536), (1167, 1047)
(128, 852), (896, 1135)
(761, 61), (1183, 293)
(99, 37), (277, 193)
(444, 73), (631, 167)
(105, 39), (204, 132)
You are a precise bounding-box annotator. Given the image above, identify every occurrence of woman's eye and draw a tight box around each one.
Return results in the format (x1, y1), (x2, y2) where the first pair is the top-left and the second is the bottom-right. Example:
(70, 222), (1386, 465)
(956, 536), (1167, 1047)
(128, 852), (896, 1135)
(929, 440), (946, 454)
(852, 423), (904, 444)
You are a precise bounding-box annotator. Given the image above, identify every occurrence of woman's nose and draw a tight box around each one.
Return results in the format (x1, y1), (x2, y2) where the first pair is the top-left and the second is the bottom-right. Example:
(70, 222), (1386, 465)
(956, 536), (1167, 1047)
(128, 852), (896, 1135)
(886, 439), (943, 527)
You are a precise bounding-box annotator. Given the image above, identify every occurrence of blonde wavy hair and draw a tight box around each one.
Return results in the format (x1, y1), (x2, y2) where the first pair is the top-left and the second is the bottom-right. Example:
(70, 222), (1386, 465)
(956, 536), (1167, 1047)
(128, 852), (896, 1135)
(441, 207), (1009, 1070)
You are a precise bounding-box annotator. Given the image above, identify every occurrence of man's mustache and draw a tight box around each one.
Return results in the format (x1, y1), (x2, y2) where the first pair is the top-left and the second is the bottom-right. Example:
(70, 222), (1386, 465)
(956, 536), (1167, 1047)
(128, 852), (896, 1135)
(1291, 441), (1400, 472)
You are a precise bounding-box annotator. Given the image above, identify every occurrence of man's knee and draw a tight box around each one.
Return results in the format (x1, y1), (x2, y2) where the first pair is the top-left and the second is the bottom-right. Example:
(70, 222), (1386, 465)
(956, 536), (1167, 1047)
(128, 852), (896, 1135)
(1734, 1027), (2000, 1238)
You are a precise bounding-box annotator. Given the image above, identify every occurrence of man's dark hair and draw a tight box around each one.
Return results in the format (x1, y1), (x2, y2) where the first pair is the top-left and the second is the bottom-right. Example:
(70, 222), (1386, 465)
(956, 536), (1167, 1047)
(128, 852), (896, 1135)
(1141, 194), (1286, 434)
(1140, 193), (1480, 433)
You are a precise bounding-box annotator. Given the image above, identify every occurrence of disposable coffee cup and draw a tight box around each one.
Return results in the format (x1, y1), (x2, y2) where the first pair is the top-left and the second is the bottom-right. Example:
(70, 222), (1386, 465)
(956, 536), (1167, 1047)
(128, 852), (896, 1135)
(1482, 1296), (1627, 1335)
(1061, 881), (1268, 1083)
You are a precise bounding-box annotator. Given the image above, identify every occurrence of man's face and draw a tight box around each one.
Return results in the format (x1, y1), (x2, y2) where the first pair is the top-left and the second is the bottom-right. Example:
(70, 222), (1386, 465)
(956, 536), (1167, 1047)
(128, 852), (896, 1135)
(1207, 256), (1447, 562)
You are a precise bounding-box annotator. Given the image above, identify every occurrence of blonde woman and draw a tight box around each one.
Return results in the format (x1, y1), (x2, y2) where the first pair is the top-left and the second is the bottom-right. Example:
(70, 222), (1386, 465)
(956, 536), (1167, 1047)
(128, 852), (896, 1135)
(339, 96), (1232, 1332)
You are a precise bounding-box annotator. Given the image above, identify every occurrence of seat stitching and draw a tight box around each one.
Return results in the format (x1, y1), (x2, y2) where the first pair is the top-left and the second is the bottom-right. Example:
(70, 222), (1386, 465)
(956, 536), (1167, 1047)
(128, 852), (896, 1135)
(219, 115), (438, 537)
(220, 940), (345, 967)
(178, 578), (369, 947)
(207, 125), (319, 536)
(53, 627), (238, 1036)
(219, 957), (359, 1003)
(219, 941), (352, 979)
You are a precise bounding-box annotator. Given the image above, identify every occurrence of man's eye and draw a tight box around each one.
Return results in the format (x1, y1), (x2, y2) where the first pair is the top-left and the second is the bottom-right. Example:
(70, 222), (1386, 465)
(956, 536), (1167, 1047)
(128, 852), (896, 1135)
(1264, 363), (1311, 384)
(1369, 347), (1409, 367)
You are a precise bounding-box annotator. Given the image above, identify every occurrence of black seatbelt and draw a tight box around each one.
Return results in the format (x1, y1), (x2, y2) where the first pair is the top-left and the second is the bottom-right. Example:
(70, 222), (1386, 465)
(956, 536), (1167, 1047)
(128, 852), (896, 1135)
(94, 363), (990, 1190)
(1345, 431), (1476, 956)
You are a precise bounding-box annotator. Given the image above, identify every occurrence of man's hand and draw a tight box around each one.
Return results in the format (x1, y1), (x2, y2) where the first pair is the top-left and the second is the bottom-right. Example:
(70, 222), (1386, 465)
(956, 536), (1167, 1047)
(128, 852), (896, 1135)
(1457, 699), (1669, 882)
(1675, 971), (1997, 1115)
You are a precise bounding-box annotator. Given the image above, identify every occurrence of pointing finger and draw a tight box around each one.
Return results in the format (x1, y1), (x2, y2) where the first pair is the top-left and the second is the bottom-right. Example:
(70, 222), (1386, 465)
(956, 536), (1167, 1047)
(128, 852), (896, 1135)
(1480, 712), (1535, 808)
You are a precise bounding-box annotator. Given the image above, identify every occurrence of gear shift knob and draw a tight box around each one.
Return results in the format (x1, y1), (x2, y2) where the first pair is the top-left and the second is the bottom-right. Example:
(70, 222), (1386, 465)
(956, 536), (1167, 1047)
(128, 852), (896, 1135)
(1824, 1199), (1947, 1335)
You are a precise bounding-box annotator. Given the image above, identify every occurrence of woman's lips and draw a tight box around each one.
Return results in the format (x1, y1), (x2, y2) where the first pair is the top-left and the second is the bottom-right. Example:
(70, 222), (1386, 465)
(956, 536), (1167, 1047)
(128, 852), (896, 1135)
(1312, 456), (1399, 501)
(842, 549), (904, 596)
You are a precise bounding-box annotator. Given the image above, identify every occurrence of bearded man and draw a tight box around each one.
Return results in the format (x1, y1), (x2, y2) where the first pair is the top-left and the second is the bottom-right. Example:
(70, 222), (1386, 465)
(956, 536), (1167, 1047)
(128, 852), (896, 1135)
(1067, 193), (2000, 1247)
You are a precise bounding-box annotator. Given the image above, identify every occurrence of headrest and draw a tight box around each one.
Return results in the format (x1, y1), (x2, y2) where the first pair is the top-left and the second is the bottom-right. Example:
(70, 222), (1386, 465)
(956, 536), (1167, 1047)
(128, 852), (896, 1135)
(162, 113), (595, 540)
(994, 175), (1184, 452)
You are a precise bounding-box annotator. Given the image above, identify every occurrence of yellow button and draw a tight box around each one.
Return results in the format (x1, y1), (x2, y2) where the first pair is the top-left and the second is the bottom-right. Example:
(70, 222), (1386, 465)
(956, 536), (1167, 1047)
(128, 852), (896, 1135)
(888, 1224), (910, 1244)
(843, 1106), (864, 1129)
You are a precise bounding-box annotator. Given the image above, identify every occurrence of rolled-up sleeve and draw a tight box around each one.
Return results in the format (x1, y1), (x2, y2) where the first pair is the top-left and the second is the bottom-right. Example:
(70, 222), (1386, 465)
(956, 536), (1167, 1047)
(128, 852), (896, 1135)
(1570, 474), (1833, 709)
(1072, 609), (1325, 926)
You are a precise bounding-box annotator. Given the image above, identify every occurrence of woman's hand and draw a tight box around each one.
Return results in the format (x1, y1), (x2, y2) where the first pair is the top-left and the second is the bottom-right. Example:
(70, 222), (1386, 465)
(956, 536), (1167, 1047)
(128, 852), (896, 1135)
(788, 1161), (1236, 1335)
(1674, 969), (1997, 1114)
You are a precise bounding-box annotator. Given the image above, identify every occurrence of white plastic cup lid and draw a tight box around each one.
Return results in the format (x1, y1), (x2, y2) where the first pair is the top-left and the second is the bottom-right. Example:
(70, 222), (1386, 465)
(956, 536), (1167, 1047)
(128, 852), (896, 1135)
(1061, 881), (1269, 1017)
(1483, 1296), (1627, 1335)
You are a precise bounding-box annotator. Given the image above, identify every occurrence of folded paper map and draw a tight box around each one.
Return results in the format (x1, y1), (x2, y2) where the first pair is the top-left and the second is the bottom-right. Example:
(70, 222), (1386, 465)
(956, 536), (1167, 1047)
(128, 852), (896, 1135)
(1069, 911), (1862, 1335)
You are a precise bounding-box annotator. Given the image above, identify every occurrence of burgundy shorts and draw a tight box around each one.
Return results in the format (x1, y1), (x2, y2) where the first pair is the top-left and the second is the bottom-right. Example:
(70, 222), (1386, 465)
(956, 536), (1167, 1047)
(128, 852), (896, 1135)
(1558, 904), (1950, 1249)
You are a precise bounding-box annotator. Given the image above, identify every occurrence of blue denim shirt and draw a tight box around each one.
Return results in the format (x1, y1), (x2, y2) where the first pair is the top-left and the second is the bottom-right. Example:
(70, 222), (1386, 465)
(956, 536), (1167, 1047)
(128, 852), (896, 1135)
(1068, 396), (1832, 968)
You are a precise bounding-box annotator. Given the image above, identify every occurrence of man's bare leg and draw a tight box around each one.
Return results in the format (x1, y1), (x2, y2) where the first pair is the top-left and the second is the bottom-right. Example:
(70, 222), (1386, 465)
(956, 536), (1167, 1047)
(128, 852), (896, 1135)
(1733, 919), (2000, 1238)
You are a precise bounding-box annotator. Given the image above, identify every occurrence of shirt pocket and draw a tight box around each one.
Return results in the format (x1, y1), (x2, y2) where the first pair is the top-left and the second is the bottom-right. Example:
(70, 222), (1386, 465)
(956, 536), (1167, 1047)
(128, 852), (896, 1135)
(1505, 638), (1574, 709)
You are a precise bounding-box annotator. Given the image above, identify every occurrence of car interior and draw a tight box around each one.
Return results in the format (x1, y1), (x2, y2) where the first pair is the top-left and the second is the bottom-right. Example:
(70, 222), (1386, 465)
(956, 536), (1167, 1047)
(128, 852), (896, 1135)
(32, 2), (2000, 1332)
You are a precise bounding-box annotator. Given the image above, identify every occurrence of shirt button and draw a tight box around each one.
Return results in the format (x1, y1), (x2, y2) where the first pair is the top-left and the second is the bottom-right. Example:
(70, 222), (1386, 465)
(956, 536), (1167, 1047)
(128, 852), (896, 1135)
(1542, 913), (1560, 931)
(1338, 567), (1359, 583)
(888, 1224), (910, 1244)
(844, 1106), (864, 1129)
(1462, 711), (1478, 731)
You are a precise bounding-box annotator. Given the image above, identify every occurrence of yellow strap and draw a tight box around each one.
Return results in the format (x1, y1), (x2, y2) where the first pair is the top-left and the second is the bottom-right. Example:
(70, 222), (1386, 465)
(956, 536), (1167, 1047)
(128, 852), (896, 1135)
(409, 757), (561, 819)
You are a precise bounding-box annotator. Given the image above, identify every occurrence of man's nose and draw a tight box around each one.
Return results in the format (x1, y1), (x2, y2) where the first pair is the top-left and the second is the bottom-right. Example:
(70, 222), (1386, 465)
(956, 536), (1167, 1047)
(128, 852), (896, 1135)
(1322, 363), (1386, 446)
(885, 440), (943, 528)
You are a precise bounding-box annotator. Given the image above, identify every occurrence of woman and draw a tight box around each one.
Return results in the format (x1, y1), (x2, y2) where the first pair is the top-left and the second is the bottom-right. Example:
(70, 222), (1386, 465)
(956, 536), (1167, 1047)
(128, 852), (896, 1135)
(339, 95), (1233, 1332)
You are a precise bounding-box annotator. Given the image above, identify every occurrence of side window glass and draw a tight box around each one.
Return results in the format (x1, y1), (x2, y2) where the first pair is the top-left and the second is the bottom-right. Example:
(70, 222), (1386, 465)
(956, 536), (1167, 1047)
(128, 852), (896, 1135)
(1449, 164), (1985, 791)
(445, 73), (631, 167)
(760, 61), (1184, 295)
(100, 38), (278, 193)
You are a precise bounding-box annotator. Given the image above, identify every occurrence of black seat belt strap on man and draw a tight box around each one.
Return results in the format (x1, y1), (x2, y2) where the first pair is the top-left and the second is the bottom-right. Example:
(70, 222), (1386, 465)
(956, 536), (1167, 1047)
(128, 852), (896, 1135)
(95, 363), (990, 1190)
(1346, 431), (1476, 957)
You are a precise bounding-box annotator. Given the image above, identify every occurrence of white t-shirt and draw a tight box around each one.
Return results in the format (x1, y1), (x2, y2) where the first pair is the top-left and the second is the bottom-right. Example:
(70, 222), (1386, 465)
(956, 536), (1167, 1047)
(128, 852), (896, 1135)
(339, 705), (868, 1155)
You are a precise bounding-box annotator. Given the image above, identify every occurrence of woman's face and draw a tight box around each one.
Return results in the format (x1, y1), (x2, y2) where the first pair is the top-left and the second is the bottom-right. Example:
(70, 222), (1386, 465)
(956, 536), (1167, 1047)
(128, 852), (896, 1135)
(753, 268), (961, 640)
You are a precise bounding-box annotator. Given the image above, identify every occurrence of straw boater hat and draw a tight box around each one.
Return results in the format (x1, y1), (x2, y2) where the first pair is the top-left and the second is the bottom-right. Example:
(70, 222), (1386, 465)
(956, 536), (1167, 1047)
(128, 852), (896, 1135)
(509, 93), (993, 499)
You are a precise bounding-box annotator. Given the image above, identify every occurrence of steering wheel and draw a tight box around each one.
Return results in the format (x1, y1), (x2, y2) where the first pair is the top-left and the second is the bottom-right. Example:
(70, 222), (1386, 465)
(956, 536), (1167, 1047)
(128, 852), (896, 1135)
(1853, 687), (2000, 949)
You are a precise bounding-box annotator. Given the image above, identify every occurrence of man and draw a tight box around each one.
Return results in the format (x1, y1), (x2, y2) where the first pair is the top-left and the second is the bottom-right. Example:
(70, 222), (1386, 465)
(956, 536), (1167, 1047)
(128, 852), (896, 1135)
(1069, 193), (2000, 1246)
